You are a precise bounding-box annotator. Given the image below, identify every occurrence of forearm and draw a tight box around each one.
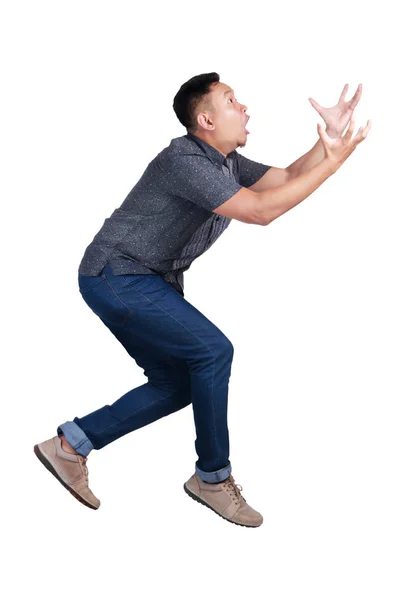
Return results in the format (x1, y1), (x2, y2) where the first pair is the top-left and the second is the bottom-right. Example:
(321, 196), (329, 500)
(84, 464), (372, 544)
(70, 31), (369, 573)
(258, 158), (335, 225)
(287, 128), (338, 177)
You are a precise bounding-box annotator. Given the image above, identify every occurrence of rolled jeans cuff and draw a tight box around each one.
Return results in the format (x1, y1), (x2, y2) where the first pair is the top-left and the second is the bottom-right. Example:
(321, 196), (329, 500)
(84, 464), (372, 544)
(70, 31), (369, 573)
(195, 462), (232, 483)
(57, 421), (94, 457)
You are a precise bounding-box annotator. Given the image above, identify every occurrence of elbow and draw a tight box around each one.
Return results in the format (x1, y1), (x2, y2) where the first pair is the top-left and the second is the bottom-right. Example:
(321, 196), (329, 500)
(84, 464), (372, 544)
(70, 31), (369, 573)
(257, 213), (271, 226)
(260, 213), (275, 226)
(253, 207), (269, 226)
(254, 192), (272, 226)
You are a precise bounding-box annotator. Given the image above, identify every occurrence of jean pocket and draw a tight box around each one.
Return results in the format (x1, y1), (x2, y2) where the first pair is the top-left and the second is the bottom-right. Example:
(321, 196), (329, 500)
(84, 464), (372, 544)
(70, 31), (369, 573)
(80, 277), (133, 327)
(78, 274), (105, 294)
(121, 273), (170, 296)
(121, 273), (158, 286)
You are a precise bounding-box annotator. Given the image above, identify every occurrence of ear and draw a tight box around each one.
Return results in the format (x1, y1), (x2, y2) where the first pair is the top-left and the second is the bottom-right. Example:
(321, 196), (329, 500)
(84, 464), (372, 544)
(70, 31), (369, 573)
(197, 112), (215, 131)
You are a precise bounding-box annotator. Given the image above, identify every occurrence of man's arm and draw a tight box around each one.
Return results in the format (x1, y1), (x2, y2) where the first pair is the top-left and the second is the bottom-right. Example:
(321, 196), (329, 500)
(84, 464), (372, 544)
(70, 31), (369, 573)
(286, 135), (333, 178)
(213, 158), (335, 226)
(256, 158), (335, 225)
(215, 116), (370, 226)
(250, 130), (338, 193)
(248, 166), (292, 192)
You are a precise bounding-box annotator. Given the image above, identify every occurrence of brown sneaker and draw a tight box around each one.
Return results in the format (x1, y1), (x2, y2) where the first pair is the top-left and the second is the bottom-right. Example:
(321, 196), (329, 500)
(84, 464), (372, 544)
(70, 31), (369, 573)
(33, 435), (100, 510)
(184, 473), (263, 527)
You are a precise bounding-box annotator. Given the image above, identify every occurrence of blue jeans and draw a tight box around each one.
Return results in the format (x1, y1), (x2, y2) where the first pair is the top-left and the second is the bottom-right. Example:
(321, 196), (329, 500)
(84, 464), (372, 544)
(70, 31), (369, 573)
(57, 263), (233, 483)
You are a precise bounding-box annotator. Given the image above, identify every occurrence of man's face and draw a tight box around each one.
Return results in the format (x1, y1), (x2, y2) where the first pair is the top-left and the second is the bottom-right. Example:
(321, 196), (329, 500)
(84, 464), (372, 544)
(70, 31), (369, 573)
(202, 81), (250, 148)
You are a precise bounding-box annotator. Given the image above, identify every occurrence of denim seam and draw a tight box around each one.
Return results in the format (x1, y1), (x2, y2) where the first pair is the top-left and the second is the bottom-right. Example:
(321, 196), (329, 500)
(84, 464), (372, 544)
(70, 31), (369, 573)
(120, 275), (172, 300)
(58, 423), (94, 453)
(107, 281), (216, 366)
(88, 387), (186, 436)
(79, 276), (105, 294)
(103, 277), (134, 324)
(74, 437), (92, 449)
(196, 463), (231, 477)
(121, 274), (159, 288)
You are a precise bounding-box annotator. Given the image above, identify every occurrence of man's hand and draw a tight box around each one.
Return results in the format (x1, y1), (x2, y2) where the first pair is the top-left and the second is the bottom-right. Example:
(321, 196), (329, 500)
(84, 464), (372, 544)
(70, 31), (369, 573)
(309, 83), (364, 139)
(317, 115), (372, 173)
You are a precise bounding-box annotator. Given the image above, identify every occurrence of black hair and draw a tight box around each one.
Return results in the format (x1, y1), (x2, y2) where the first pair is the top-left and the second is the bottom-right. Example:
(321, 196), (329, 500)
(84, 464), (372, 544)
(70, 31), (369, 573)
(173, 72), (220, 133)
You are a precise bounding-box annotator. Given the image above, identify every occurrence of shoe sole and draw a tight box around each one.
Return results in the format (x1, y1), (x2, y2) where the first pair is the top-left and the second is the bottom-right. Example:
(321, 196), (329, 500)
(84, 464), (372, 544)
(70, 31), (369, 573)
(33, 445), (99, 510)
(183, 483), (262, 528)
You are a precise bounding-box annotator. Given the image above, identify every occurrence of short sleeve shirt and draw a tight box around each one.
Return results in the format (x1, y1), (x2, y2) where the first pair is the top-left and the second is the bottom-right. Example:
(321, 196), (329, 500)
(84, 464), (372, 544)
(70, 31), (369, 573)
(78, 132), (271, 295)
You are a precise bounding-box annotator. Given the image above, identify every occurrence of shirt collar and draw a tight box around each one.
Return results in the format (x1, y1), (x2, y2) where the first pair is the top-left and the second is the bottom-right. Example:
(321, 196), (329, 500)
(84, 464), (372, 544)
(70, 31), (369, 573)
(185, 132), (235, 167)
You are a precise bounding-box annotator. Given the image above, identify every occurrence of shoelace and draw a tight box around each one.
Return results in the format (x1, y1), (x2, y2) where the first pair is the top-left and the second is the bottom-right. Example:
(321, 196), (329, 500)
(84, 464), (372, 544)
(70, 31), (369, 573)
(223, 475), (246, 504)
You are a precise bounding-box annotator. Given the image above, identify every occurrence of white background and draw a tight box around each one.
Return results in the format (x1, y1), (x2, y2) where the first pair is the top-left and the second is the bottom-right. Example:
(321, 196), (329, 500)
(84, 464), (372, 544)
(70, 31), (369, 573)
(2, 1), (399, 598)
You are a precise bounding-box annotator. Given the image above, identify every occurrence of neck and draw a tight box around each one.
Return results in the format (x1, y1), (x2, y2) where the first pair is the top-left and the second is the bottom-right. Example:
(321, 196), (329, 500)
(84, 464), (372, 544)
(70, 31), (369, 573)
(187, 131), (234, 158)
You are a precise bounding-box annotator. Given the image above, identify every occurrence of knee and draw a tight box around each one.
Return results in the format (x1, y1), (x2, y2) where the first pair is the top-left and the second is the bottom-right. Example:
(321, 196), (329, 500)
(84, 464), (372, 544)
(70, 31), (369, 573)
(187, 335), (234, 371)
(165, 383), (192, 411)
(216, 335), (234, 361)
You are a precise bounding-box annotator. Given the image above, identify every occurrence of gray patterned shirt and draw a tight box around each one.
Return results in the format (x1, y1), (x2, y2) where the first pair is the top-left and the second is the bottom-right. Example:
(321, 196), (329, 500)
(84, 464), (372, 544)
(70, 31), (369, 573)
(78, 132), (271, 295)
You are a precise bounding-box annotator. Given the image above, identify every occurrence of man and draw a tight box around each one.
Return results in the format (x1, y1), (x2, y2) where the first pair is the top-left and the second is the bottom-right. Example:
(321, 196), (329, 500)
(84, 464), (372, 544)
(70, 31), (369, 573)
(34, 73), (370, 527)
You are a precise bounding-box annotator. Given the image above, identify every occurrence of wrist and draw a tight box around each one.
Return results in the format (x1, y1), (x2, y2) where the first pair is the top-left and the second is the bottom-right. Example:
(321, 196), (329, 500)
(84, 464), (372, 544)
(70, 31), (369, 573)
(326, 128), (340, 140)
(322, 156), (339, 176)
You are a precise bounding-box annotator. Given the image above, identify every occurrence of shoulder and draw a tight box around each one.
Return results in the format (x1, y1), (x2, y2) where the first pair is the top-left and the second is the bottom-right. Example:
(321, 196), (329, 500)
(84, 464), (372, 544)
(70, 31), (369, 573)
(230, 149), (272, 187)
(157, 134), (210, 165)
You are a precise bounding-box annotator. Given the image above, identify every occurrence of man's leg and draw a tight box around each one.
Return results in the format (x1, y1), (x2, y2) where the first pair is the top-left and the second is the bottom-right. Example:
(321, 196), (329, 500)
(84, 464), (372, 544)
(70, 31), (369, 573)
(64, 265), (234, 482)
(58, 341), (192, 453)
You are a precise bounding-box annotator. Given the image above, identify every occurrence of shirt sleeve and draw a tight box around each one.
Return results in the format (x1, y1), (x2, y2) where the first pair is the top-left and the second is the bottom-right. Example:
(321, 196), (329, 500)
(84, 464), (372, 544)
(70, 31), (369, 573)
(163, 152), (243, 212)
(235, 152), (272, 187)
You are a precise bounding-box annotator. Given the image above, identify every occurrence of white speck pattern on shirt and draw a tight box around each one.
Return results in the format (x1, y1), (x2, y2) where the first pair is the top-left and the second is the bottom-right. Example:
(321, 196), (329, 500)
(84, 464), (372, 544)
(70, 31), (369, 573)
(78, 132), (271, 295)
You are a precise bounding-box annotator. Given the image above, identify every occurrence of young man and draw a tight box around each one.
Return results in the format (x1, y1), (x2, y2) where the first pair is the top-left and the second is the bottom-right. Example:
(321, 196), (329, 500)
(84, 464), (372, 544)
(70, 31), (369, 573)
(34, 73), (370, 527)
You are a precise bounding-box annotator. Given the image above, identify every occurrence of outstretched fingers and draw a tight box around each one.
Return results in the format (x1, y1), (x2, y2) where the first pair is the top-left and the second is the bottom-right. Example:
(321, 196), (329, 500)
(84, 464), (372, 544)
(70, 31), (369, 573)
(338, 83), (349, 104)
(354, 119), (372, 143)
(348, 83), (363, 111)
(343, 116), (356, 140)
